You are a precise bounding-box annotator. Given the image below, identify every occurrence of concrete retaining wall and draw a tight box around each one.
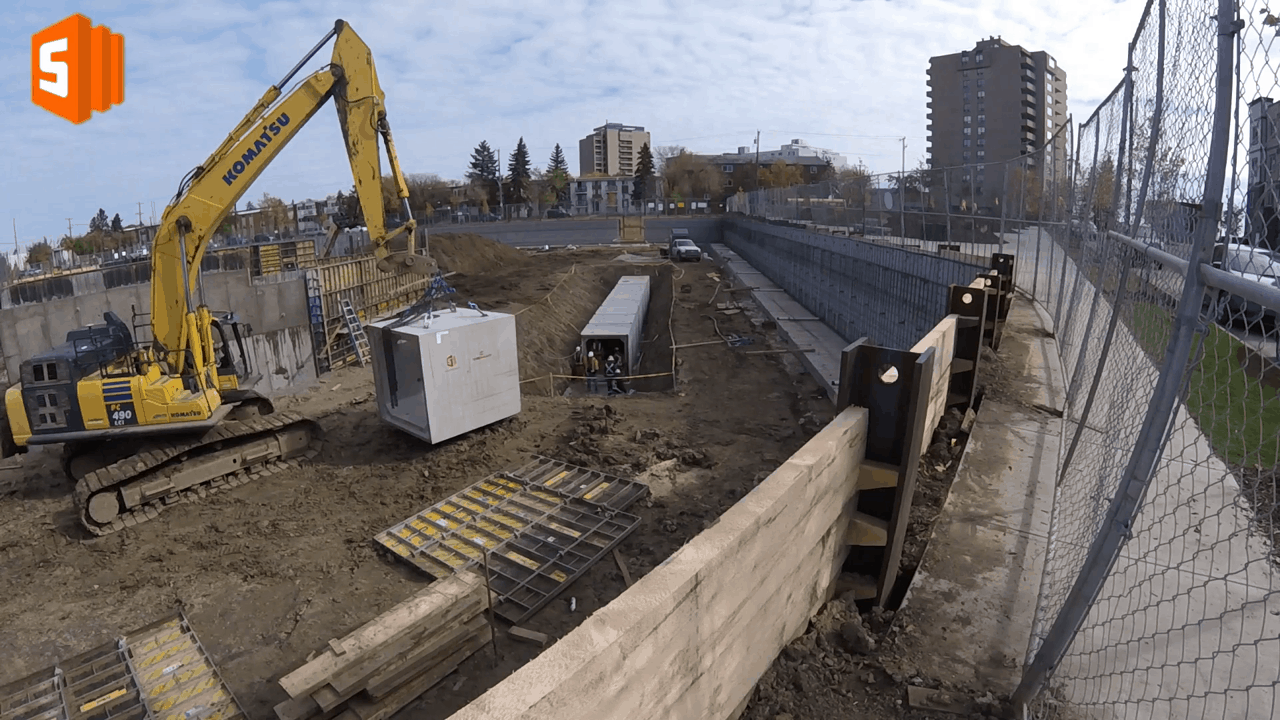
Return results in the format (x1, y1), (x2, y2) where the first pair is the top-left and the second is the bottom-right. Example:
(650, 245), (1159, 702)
(433, 219), (621, 247)
(722, 217), (987, 350)
(644, 217), (722, 249)
(0, 269), (312, 395)
(451, 405), (868, 720)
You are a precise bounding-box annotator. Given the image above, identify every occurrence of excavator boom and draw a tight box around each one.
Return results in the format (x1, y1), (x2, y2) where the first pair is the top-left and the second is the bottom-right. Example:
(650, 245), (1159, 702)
(149, 19), (431, 361)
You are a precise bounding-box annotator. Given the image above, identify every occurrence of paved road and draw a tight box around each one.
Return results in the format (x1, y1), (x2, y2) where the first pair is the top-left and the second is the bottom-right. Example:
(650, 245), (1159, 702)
(427, 219), (621, 247)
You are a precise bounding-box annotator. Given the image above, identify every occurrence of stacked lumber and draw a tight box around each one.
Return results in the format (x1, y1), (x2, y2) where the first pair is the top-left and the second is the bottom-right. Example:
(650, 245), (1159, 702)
(275, 571), (493, 720)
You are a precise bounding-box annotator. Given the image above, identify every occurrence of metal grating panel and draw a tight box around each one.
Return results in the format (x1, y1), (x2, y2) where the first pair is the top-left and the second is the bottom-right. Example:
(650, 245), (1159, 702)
(503, 455), (649, 512)
(375, 460), (643, 624)
(59, 641), (147, 720)
(123, 614), (246, 720)
(485, 500), (638, 624)
(0, 613), (244, 720)
(0, 666), (68, 720)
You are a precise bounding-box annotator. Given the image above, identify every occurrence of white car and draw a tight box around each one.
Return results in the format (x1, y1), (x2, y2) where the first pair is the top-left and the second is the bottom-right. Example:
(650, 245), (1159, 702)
(1210, 243), (1280, 327)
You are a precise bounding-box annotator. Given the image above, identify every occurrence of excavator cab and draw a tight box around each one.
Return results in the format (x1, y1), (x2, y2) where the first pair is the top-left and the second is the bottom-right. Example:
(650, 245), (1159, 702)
(209, 311), (260, 394)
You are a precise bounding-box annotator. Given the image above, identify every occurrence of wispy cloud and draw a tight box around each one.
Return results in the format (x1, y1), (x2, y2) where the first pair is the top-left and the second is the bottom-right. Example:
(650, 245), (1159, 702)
(0, 0), (1147, 246)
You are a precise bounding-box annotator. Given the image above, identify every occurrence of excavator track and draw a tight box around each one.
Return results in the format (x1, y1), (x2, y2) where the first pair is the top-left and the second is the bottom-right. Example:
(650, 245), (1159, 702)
(72, 411), (325, 537)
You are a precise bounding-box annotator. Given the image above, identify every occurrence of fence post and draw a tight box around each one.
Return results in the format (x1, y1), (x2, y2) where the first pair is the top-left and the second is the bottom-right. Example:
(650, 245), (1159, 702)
(1056, 117), (1106, 372)
(1129, 1), (1167, 237)
(1033, 145), (1050, 298)
(1052, 116), (1077, 327)
(998, 160), (1009, 254)
(1011, 0), (1240, 709)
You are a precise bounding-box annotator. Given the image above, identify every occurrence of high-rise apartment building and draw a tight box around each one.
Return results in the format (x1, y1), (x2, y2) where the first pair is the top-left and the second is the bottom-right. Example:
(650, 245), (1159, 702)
(579, 123), (651, 177)
(1247, 98), (1280, 248)
(927, 37), (1068, 213)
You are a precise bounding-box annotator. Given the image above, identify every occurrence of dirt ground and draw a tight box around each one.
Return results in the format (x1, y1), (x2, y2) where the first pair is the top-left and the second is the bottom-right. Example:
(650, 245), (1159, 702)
(0, 234), (832, 719)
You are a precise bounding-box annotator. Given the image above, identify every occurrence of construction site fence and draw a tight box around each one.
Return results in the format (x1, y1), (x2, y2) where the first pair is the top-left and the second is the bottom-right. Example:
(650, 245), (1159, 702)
(738, 3), (1280, 717)
(720, 217), (989, 351)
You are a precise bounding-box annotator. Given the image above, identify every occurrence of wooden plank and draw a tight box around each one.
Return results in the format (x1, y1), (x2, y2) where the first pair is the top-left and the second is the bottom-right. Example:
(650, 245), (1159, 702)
(909, 314), (958, 436)
(274, 692), (347, 720)
(324, 594), (485, 697)
(857, 460), (899, 491)
(507, 626), (551, 647)
(278, 571), (484, 700)
(613, 549), (634, 587)
(361, 617), (490, 699)
(845, 573), (878, 601)
(844, 511), (889, 546)
(353, 630), (491, 719)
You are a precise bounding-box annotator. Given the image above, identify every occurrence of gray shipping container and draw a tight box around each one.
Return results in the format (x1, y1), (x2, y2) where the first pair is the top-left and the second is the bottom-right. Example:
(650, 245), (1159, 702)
(580, 275), (651, 376)
(367, 309), (522, 444)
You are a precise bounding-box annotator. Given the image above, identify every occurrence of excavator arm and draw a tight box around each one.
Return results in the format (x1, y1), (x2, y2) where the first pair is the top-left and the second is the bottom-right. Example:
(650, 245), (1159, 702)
(148, 19), (432, 366)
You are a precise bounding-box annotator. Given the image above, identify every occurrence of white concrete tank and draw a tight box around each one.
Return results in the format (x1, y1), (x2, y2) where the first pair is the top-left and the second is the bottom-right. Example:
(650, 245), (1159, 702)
(366, 308), (521, 444)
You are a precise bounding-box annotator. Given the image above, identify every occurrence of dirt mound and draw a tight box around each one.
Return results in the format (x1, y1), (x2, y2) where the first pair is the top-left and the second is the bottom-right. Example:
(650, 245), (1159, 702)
(513, 265), (622, 382)
(427, 233), (531, 276)
(510, 264), (674, 389)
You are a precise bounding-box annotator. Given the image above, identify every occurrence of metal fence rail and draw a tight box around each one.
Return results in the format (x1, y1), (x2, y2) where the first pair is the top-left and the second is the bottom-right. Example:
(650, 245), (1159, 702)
(730, 2), (1278, 716)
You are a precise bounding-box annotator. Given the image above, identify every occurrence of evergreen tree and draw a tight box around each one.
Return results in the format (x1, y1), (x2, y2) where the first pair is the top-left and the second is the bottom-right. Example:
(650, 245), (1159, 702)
(110, 213), (124, 233)
(548, 143), (569, 175)
(467, 141), (500, 204)
(507, 138), (533, 205)
(547, 144), (571, 206)
(89, 208), (109, 233)
(632, 142), (655, 207)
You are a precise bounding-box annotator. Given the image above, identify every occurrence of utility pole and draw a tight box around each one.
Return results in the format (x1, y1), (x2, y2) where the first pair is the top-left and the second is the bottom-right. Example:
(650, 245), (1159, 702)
(496, 147), (505, 220)
(67, 218), (74, 239)
(754, 130), (761, 191)
(136, 202), (143, 227)
(900, 137), (907, 241)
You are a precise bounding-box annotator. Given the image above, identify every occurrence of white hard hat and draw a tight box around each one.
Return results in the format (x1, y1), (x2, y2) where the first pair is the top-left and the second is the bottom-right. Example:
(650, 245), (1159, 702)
(588, 351), (594, 357)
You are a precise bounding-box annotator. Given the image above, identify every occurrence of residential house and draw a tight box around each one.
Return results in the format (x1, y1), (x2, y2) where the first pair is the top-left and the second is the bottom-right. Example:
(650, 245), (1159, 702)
(699, 152), (837, 194)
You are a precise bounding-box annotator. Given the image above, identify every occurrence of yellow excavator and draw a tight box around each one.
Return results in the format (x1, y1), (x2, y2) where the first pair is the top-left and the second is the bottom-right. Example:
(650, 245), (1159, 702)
(0, 20), (436, 536)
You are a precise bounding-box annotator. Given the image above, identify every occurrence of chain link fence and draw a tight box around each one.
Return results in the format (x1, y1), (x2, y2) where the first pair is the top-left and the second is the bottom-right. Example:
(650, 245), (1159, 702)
(728, 1), (1278, 716)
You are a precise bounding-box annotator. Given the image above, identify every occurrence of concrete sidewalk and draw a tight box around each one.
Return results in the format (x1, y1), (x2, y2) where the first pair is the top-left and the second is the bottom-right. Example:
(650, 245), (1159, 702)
(895, 296), (1066, 697)
(1003, 228), (1280, 719)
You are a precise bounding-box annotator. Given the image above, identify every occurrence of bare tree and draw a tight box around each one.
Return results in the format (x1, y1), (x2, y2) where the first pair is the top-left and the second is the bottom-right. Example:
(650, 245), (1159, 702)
(654, 146), (687, 176)
(258, 193), (291, 233)
(661, 151), (726, 202)
(758, 160), (802, 189)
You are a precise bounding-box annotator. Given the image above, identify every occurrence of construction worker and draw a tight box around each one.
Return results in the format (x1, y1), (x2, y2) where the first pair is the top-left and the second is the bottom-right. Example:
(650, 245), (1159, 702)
(605, 355), (622, 396)
(571, 345), (584, 377)
(585, 351), (601, 394)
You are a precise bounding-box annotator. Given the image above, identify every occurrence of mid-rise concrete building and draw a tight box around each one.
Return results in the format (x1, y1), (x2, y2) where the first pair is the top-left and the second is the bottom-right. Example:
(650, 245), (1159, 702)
(927, 37), (1068, 213)
(579, 123), (650, 177)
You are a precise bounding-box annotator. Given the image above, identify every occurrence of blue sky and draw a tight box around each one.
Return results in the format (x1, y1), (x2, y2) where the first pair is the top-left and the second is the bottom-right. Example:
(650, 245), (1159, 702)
(0, 0), (1148, 251)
